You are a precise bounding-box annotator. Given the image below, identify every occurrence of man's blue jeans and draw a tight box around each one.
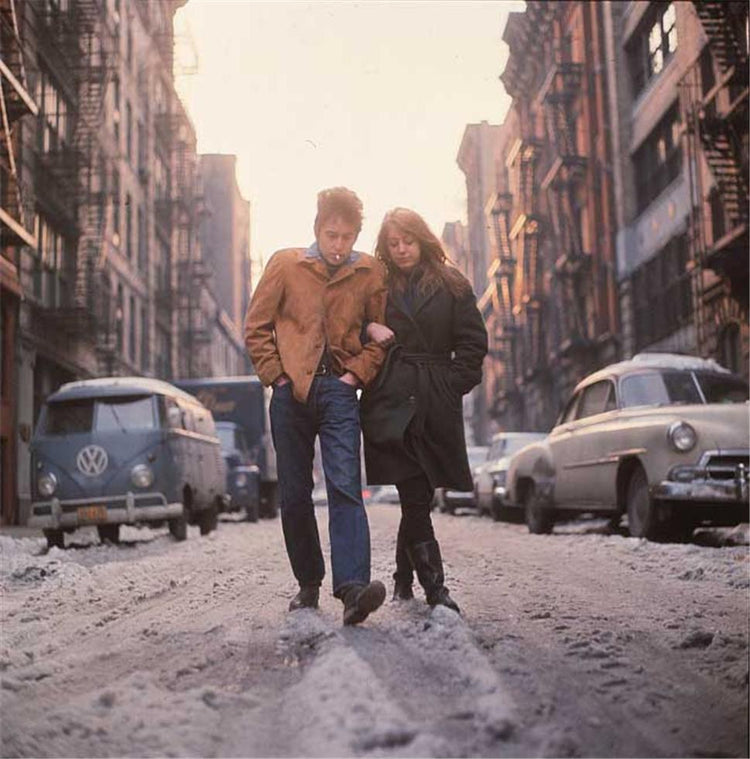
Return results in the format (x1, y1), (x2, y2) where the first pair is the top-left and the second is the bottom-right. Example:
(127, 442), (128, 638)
(269, 376), (371, 598)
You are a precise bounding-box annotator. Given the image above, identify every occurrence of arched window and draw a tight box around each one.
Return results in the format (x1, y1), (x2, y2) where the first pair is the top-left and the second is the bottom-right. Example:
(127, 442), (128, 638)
(718, 322), (741, 374)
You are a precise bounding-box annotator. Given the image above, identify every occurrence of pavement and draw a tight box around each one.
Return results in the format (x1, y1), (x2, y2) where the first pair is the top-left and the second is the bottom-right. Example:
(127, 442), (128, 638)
(0, 525), (45, 538)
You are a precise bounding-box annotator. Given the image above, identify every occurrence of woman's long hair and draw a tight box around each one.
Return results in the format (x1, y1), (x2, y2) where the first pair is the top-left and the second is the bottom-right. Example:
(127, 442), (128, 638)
(375, 208), (471, 299)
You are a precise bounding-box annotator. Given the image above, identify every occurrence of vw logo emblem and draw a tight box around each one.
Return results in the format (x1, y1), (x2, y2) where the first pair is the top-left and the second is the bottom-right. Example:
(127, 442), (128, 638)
(76, 445), (109, 477)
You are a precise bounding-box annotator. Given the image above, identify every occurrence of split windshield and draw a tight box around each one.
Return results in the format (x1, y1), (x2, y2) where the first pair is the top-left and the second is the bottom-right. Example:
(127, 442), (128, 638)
(43, 395), (156, 435)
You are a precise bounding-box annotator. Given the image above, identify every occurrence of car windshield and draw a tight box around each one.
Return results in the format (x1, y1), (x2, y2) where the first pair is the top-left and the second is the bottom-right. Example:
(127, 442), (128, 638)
(467, 447), (489, 468)
(43, 395), (155, 435)
(216, 426), (236, 451)
(489, 436), (541, 460)
(620, 370), (748, 408)
(694, 372), (748, 404)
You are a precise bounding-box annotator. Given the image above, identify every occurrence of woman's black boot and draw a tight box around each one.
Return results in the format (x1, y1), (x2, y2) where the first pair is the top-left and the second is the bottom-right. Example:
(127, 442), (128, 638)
(408, 540), (460, 614)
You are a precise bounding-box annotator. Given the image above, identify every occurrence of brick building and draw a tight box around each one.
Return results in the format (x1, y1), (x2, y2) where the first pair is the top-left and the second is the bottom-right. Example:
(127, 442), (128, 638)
(467, 0), (747, 444)
(609, 1), (747, 374)
(0, 0), (248, 525)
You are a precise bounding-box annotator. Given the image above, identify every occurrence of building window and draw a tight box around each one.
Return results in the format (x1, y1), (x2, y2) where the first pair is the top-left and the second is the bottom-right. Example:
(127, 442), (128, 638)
(138, 206), (146, 269)
(113, 168), (121, 237)
(141, 306), (149, 371)
(129, 295), (136, 361)
(37, 70), (70, 154)
(156, 326), (171, 379)
(126, 101), (133, 163)
(35, 217), (73, 308)
(631, 233), (692, 350)
(127, 25), (134, 69)
(137, 120), (147, 181)
(125, 193), (132, 259)
(632, 102), (681, 213)
(116, 283), (124, 354)
(718, 322), (741, 374)
(627, 2), (678, 96)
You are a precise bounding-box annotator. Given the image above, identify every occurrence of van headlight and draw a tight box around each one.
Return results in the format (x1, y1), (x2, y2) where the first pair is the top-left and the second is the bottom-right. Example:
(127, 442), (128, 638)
(668, 421), (697, 452)
(37, 472), (58, 497)
(492, 471), (507, 488)
(131, 464), (154, 489)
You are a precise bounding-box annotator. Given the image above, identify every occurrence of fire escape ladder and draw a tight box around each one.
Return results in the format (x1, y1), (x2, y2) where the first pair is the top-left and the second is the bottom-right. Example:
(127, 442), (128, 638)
(541, 55), (590, 355)
(0, 0), (37, 247)
(71, 0), (116, 341)
(693, 2), (749, 89)
(699, 117), (748, 227)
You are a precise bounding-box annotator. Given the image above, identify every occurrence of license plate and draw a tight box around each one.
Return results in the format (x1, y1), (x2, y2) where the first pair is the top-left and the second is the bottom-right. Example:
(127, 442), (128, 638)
(77, 505), (108, 524)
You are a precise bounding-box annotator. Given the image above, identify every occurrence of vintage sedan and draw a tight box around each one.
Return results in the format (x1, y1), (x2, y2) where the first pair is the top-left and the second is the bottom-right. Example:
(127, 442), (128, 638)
(507, 353), (749, 541)
(475, 432), (547, 521)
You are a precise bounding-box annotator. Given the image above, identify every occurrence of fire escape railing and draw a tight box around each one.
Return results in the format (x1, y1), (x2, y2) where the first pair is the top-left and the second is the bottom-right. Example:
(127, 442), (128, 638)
(539, 55), (594, 358)
(0, 0), (38, 252)
(684, 1), (748, 313)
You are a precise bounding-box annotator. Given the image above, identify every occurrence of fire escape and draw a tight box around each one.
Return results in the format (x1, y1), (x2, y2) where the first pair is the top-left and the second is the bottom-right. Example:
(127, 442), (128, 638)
(683, 1), (748, 322)
(507, 125), (545, 381)
(539, 50), (593, 361)
(0, 0), (38, 254)
(34, 0), (118, 360)
(487, 191), (517, 415)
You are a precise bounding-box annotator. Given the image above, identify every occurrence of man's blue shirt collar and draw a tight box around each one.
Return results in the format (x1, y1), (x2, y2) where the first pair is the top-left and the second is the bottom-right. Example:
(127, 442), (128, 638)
(306, 241), (361, 264)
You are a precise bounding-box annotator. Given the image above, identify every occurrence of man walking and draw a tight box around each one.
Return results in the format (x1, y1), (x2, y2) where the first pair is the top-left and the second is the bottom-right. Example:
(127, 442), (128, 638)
(244, 187), (388, 625)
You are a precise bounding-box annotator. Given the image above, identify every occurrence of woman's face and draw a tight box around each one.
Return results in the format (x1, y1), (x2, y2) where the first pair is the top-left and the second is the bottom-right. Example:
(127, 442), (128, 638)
(385, 225), (421, 272)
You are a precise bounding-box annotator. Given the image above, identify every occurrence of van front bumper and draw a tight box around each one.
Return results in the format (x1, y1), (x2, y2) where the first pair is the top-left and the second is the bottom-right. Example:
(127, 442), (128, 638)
(28, 492), (183, 529)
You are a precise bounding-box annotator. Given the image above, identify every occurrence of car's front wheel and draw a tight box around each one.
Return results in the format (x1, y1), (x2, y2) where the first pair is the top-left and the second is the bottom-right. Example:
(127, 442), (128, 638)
(97, 524), (120, 544)
(43, 528), (65, 550)
(523, 483), (554, 534)
(169, 515), (188, 541)
(626, 466), (662, 540)
(198, 500), (219, 536)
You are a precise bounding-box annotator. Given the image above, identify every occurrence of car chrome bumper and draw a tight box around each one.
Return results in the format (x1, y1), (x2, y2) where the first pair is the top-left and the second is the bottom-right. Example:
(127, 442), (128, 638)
(653, 474), (748, 504)
(444, 490), (476, 503)
(28, 492), (183, 529)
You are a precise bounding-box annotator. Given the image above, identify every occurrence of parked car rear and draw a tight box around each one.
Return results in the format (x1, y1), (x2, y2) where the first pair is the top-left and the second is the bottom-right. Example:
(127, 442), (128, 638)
(475, 432), (547, 520)
(433, 445), (489, 514)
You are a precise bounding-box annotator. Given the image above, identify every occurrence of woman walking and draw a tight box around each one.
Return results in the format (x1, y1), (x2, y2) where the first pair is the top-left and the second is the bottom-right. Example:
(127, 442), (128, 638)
(361, 208), (488, 613)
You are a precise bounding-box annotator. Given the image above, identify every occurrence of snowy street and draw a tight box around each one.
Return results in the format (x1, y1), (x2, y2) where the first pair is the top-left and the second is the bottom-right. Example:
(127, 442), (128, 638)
(1, 506), (748, 758)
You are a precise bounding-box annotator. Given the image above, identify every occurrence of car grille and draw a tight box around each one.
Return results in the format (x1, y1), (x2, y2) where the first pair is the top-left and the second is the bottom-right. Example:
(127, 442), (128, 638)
(704, 454), (749, 481)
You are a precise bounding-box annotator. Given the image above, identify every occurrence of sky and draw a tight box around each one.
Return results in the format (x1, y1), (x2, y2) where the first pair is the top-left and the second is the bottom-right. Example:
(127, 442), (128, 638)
(174, 0), (524, 276)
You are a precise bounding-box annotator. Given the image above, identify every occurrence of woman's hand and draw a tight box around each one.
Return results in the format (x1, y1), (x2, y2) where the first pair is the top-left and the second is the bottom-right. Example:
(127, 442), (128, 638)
(366, 322), (395, 346)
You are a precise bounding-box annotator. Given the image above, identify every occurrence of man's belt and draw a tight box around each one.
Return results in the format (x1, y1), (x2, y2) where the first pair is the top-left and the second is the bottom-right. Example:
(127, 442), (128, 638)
(314, 361), (341, 377)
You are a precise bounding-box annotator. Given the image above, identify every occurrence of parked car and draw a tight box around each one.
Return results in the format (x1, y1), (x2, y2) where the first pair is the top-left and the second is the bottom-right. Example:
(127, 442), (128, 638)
(215, 421), (260, 522)
(28, 377), (228, 549)
(434, 445), (489, 514)
(475, 432), (547, 521)
(507, 353), (749, 541)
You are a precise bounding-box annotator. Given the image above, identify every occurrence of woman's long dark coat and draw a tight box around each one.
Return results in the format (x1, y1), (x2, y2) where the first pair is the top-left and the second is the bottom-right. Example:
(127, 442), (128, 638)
(360, 274), (488, 490)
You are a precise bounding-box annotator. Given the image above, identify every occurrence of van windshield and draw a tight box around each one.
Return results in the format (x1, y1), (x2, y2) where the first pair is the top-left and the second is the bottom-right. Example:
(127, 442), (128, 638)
(44, 395), (156, 435)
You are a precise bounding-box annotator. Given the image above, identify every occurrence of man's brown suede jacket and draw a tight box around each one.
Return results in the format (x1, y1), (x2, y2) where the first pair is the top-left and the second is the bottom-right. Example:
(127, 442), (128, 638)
(244, 248), (388, 403)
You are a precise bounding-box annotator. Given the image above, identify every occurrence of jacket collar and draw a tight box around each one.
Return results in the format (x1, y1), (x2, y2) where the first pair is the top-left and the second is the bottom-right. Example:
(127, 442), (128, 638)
(389, 267), (439, 317)
(297, 243), (375, 283)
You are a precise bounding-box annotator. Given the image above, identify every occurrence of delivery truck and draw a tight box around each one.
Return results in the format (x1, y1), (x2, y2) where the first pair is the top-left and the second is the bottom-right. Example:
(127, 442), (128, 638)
(174, 376), (278, 520)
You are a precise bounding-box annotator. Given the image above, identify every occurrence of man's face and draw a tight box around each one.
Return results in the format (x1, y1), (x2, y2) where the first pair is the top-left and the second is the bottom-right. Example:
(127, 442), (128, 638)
(317, 215), (359, 267)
